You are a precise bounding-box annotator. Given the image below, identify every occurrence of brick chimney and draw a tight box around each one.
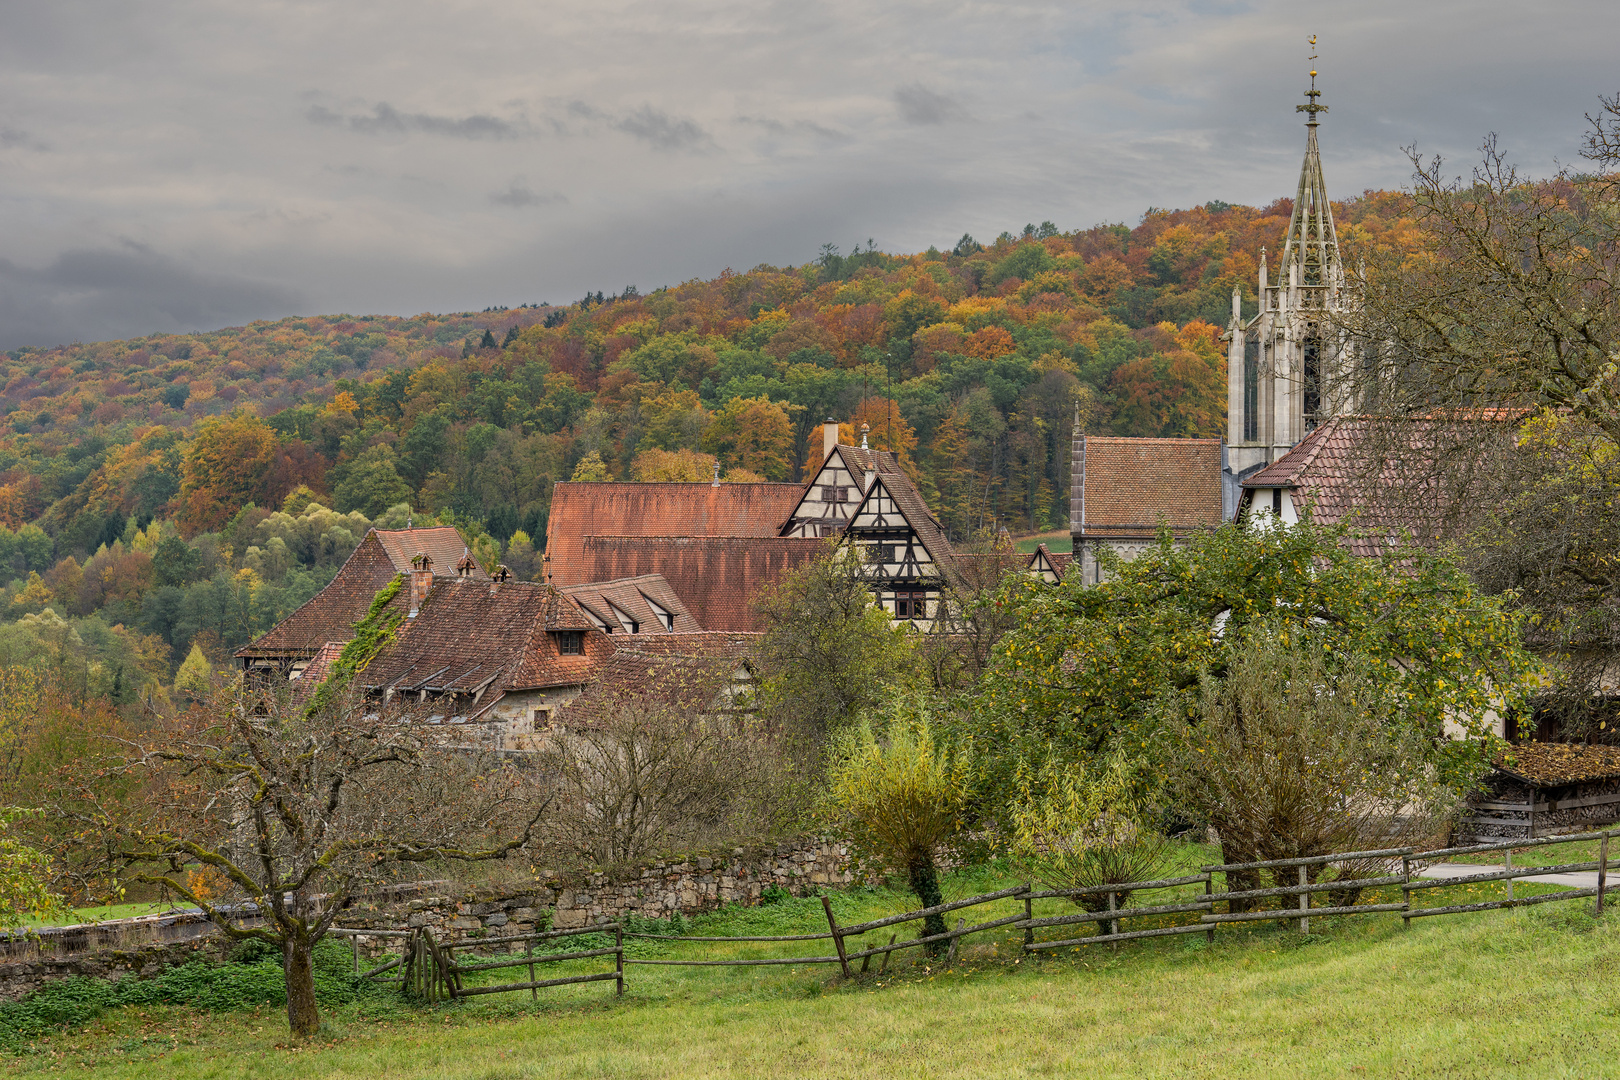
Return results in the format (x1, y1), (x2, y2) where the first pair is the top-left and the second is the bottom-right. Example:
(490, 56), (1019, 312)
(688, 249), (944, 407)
(407, 553), (434, 617)
(823, 417), (838, 462)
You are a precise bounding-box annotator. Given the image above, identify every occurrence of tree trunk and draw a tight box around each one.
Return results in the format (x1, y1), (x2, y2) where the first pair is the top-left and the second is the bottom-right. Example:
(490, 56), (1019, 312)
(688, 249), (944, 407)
(1218, 834), (1260, 914)
(907, 852), (948, 956)
(284, 936), (320, 1038)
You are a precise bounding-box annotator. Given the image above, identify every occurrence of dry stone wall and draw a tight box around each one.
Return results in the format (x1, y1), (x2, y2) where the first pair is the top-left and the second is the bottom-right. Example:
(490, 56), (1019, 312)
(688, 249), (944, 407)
(337, 839), (853, 955)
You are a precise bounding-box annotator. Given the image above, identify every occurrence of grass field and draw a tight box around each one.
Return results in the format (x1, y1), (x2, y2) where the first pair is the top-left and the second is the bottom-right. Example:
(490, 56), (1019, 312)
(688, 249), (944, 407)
(4, 854), (1616, 1079)
(1013, 531), (1071, 554)
(14, 903), (194, 931)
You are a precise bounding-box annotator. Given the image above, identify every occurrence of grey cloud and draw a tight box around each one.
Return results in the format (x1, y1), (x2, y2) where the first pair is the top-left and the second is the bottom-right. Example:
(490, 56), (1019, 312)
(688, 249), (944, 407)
(893, 84), (969, 126)
(613, 106), (710, 151)
(307, 102), (520, 139)
(736, 115), (851, 142)
(490, 182), (564, 208)
(0, 244), (305, 350)
(0, 126), (46, 150)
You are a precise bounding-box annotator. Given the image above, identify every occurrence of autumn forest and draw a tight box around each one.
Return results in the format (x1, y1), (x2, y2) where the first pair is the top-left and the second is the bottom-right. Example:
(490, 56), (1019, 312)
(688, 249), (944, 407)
(0, 191), (1419, 699)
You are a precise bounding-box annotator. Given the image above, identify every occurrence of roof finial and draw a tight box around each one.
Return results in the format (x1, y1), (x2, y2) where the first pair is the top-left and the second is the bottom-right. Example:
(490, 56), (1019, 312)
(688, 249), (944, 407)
(712, 458), (721, 487)
(860, 422), (869, 450)
(1296, 35), (1327, 127)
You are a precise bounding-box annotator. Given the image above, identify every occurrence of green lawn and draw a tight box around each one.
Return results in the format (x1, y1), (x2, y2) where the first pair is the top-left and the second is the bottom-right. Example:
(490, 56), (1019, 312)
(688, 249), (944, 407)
(1014, 531), (1071, 554)
(13, 903), (193, 930)
(4, 857), (1615, 1078)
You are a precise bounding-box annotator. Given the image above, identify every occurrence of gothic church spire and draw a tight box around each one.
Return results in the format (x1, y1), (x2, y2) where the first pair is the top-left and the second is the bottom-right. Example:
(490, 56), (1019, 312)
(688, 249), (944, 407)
(1278, 57), (1341, 298)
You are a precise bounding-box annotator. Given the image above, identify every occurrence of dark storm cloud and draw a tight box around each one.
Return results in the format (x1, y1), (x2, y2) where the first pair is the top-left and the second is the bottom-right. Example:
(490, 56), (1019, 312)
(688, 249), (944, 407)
(893, 84), (969, 126)
(0, 244), (304, 348)
(307, 102), (521, 140)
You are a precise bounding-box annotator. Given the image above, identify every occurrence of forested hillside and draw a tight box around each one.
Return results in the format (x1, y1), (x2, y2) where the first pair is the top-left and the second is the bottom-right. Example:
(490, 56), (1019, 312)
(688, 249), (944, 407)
(0, 191), (1417, 693)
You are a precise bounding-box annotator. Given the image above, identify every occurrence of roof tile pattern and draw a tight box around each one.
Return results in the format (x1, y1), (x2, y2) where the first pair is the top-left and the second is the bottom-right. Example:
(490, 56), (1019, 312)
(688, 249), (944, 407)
(560, 574), (702, 633)
(238, 527), (475, 660)
(1076, 436), (1223, 538)
(360, 579), (606, 697)
(545, 482), (804, 586)
(576, 535), (825, 631)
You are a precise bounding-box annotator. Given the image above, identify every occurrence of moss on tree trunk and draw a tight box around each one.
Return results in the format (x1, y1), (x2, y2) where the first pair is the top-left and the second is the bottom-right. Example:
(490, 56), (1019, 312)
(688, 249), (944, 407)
(908, 852), (948, 956)
(283, 936), (320, 1038)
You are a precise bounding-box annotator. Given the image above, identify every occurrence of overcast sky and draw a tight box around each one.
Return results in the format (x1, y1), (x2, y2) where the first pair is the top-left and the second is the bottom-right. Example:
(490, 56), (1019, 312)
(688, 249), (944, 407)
(0, 1), (1611, 350)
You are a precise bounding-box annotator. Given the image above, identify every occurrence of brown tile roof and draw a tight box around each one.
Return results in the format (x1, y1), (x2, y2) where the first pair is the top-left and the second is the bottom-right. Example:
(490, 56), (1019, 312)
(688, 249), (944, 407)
(373, 527), (488, 579)
(238, 527), (477, 660)
(1074, 436), (1223, 539)
(1029, 544), (1071, 582)
(1494, 743), (1620, 787)
(545, 482), (804, 586)
(359, 579), (608, 700)
(287, 641), (345, 705)
(559, 574), (702, 634)
(1238, 416), (1507, 557)
(574, 535), (826, 631)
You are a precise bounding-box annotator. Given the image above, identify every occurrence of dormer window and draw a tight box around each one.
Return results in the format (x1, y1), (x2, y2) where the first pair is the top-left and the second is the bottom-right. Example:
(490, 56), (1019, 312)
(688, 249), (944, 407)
(556, 631), (584, 655)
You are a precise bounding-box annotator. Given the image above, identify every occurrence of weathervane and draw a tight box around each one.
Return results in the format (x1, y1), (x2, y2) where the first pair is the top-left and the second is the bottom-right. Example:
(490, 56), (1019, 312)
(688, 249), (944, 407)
(1296, 35), (1327, 126)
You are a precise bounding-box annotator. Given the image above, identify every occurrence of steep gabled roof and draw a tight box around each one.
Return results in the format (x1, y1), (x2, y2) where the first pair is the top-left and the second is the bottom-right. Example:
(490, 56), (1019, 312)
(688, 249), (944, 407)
(846, 456), (956, 569)
(238, 527), (477, 660)
(359, 578), (606, 699)
(1028, 544), (1071, 583)
(556, 636), (759, 731)
(559, 574), (702, 633)
(575, 535), (825, 631)
(544, 481), (803, 586)
(1074, 436), (1223, 539)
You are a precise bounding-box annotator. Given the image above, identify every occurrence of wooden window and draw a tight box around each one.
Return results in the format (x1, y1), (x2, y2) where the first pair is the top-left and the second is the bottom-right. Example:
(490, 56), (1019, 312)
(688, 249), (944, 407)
(837, 486), (851, 502)
(894, 591), (927, 620)
(556, 630), (584, 655)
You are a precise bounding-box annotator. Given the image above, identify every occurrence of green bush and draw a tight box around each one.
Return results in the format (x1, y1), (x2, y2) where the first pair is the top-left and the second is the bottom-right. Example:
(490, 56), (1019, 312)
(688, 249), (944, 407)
(0, 939), (377, 1049)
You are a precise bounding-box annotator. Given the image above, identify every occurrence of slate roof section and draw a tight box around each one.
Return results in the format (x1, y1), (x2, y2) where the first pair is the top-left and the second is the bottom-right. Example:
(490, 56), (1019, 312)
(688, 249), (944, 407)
(237, 527), (478, 661)
(359, 579), (607, 706)
(559, 574), (702, 634)
(544, 482), (804, 586)
(575, 535), (825, 631)
(1073, 436), (1224, 539)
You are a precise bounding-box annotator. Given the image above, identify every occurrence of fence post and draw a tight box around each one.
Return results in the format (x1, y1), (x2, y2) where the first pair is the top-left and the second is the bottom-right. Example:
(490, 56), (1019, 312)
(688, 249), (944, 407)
(1105, 890), (1118, 940)
(945, 918), (965, 965)
(1505, 848), (1514, 903)
(1204, 873), (1215, 945)
(1297, 865), (1309, 934)
(821, 895), (851, 978)
(615, 925), (625, 997)
(528, 936), (537, 1002)
(351, 933), (359, 976)
(1023, 883), (1034, 951)
(1401, 855), (1412, 931)
(1599, 832), (1611, 917)
(879, 934), (896, 974)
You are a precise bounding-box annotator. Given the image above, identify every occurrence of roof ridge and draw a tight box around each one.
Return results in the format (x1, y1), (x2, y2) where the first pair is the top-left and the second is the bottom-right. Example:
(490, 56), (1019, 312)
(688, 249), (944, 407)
(236, 531), (394, 656)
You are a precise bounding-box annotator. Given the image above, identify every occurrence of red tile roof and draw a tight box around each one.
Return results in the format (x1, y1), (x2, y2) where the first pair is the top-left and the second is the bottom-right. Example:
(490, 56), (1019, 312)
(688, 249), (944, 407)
(1074, 436), (1223, 539)
(574, 535), (826, 631)
(1239, 416), (1503, 557)
(556, 639), (758, 731)
(545, 482), (804, 586)
(559, 574), (702, 633)
(237, 527), (478, 661)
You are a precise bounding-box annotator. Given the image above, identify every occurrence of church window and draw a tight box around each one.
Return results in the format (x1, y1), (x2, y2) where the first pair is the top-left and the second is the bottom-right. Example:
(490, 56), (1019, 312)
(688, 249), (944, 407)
(1243, 333), (1259, 441)
(1303, 330), (1322, 428)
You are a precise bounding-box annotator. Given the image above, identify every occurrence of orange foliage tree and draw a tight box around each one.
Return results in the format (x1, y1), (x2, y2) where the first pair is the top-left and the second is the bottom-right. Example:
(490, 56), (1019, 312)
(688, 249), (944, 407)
(177, 412), (278, 535)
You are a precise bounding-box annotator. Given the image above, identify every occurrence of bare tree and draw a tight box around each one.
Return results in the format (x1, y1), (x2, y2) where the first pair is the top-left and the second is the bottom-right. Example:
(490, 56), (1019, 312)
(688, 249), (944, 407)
(1336, 96), (1620, 730)
(61, 687), (546, 1038)
(544, 658), (802, 865)
(921, 529), (1032, 690)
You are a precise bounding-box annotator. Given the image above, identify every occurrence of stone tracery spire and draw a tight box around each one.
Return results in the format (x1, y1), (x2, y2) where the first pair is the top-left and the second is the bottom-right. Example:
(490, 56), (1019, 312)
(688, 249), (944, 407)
(1278, 46), (1342, 300)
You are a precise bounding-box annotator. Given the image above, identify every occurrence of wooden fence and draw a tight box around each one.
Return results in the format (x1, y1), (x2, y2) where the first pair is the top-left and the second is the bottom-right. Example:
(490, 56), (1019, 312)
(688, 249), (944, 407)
(334, 828), (1620, 1001)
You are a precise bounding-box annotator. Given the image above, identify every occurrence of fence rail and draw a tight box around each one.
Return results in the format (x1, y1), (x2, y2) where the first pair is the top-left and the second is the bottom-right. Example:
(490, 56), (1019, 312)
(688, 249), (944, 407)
(333, 827), (1620, 1002)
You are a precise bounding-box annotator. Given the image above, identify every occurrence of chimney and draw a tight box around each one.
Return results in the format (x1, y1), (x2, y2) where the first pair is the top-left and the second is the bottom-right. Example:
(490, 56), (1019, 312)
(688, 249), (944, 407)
(407, 553), (434, 617)
(823, 417), (838, 462)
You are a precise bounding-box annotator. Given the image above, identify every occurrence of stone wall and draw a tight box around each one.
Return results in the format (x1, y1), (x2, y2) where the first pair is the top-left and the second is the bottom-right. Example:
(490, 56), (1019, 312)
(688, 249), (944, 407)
(335, 839), (852, 955)
(0, 938), (224, 1004)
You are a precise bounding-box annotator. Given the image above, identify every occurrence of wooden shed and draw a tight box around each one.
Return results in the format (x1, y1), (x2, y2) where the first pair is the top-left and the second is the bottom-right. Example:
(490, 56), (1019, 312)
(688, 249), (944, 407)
(1461, 743), (1620, 843)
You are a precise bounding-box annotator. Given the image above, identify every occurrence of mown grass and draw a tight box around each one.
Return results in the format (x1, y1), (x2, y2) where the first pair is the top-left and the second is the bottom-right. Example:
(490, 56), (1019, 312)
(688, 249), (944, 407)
(3, 855), (1615, 1078)
(10, 903), (195, 931)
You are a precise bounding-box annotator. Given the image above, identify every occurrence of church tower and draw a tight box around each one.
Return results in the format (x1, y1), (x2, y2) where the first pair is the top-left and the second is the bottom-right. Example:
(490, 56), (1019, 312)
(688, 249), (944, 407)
(1223, 64), (1351, 493)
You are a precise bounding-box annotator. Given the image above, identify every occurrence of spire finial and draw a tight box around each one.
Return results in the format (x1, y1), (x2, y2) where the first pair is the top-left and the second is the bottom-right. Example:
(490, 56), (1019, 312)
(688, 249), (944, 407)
(1296, 35), (1326, 127)
(860, 422), (869, 450)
